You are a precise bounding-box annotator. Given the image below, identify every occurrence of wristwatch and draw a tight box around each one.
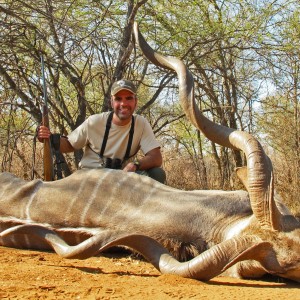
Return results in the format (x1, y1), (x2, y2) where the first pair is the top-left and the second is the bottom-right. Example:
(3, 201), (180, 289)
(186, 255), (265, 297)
(133, 161), (140, 171)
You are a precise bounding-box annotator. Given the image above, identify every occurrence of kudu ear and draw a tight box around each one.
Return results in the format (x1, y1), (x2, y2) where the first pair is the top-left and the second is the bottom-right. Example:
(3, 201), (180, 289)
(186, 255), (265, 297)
(236, 166), (249, 191)
(222, 238), (284, 275)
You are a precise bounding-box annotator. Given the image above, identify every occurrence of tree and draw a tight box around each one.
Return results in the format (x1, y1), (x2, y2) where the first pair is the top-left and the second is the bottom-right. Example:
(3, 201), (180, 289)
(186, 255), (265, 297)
(136, 0), (289, 189)
(0, 0), (152, 173)
(255, 7), (300, 213)
(0, 0), (299, 208)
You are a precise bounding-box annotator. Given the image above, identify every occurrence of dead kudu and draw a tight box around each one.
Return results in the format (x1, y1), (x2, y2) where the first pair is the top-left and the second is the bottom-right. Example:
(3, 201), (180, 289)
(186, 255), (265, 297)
(1, 23), (300, 282)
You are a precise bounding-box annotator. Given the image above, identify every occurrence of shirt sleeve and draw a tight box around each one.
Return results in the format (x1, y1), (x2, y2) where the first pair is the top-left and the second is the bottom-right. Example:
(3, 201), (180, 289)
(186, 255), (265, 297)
(67, 118), (89, 150)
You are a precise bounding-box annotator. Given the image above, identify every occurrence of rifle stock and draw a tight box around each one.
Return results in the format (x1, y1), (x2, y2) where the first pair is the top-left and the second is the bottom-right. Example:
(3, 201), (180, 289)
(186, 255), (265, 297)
(42, 105), (54, 181)
(41, 55), (54, 181)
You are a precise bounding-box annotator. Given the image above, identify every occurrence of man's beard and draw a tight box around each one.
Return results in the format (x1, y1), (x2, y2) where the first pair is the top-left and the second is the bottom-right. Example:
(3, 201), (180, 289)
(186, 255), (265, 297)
(115, 108), (133, 121)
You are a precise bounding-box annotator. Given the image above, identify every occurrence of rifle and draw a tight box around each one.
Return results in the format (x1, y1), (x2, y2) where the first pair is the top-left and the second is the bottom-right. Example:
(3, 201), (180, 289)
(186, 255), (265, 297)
(41, 55), (54, 181)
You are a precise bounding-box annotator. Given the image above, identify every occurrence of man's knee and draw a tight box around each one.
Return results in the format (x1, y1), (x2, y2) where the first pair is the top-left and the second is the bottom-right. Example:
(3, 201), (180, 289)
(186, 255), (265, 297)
(145, 167), (166, 184)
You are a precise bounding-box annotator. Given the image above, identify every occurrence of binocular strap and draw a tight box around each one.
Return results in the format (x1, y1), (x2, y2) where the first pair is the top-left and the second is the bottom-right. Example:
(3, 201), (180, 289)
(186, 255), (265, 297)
(99, 111), (135, 163)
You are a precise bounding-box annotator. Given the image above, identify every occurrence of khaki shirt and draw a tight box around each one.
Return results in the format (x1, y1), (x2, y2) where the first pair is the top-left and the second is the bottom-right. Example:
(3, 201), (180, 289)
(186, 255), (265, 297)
(68, 112), (160, 168)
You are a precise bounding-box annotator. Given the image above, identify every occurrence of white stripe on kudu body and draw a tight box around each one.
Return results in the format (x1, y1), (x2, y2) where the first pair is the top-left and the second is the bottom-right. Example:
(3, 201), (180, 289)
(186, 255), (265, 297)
(63, 168), (97, 225)
(25, 181), (43, 221)
(79, 169), (112, 226)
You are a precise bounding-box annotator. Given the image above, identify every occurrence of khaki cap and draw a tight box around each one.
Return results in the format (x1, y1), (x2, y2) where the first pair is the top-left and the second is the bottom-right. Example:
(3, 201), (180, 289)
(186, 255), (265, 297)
(111, 79), (136, 95)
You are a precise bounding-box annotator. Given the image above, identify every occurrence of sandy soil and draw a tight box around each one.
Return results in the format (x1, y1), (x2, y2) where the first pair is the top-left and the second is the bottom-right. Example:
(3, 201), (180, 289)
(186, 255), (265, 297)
(0, 246), (299, 300)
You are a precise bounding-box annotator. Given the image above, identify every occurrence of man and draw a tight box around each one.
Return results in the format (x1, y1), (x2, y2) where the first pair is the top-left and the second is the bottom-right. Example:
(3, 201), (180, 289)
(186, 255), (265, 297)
(38, 79), (166, 183)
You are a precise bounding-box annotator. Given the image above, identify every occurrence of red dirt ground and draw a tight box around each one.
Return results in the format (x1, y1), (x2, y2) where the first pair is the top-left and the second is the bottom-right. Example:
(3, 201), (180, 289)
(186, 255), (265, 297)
(0, 246), (299, 299)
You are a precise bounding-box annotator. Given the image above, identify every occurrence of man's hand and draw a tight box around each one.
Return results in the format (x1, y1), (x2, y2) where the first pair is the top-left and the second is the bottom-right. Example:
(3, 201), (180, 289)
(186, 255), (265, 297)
(123, 148), (162, 173)
(37, 125), (51, 142)
(123, 162), (138, 172)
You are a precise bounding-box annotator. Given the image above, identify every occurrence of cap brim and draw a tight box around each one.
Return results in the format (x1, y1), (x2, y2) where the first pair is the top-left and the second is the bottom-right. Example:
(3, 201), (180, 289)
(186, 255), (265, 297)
(111, 87), (136, 95)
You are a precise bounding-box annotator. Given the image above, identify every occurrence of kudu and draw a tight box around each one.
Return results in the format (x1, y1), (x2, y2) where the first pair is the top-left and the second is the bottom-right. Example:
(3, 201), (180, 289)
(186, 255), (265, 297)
(0, 23), (300, 282)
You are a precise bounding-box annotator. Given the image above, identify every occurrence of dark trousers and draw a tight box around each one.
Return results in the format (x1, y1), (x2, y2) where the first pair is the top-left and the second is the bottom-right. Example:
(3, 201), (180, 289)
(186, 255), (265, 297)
(137, 167), (166, 184)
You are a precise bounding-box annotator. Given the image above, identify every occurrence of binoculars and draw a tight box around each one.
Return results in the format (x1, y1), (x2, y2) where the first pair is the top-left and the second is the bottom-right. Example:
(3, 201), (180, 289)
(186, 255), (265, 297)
(102, 157), (122, 169)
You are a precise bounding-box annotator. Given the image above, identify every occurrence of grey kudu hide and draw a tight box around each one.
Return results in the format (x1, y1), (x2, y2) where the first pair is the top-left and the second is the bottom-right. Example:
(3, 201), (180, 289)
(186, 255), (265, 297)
(1, 23), (300, 282)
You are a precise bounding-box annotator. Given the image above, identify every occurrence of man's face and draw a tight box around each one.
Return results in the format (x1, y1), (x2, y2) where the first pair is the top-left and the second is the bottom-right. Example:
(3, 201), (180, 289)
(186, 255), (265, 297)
(111, 89), (137, 122)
